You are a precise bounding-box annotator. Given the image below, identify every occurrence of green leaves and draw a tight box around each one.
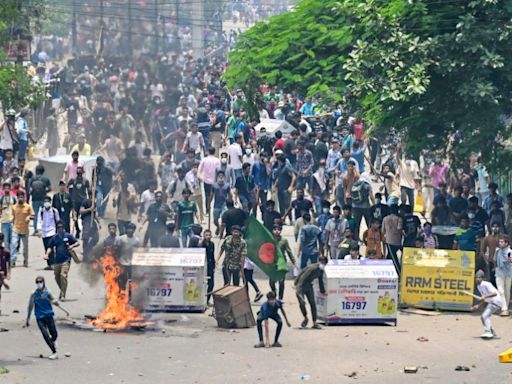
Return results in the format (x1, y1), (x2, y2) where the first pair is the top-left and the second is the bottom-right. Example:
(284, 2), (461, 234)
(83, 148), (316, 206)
(225, 0), (512, 171)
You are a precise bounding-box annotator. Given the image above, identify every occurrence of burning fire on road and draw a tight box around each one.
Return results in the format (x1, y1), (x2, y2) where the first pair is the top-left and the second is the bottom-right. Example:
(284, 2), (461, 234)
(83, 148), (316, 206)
(88, 253), (148, 329)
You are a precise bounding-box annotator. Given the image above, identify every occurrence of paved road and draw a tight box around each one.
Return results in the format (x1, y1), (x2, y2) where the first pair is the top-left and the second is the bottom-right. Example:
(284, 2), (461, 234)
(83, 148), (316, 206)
(0, 217), (511, 384)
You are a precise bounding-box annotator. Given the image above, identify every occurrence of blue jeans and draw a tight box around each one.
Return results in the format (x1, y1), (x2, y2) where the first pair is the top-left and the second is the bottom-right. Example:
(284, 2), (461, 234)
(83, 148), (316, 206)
(95, 186), (107, 218)
(234, 168), (243, 179)
(297, 175), (312, 191)
(300, 252), (318, 269)
(32, 201), (43, 232)
(180, 228), (191, 247)
(19, 139), (28, 160)
(199, 128), (210, 149)
(314, 197), (323, 215)
(1, 222), (12, 250)
(11, 232), (28, 264)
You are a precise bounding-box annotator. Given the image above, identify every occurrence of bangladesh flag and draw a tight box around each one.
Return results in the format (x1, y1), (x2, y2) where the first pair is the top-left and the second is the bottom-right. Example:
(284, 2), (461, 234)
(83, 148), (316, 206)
(244, 216), (289, 281)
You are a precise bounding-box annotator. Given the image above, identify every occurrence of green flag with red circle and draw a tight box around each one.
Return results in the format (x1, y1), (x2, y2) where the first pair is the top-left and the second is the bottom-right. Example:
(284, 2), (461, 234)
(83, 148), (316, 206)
(244, 216), (289, 281)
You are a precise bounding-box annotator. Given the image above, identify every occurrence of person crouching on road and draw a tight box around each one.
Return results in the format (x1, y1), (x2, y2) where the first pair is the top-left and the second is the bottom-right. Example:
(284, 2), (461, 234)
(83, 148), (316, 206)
(473, 269), (503, 339)
(254, 291), (291, 348)
(26, 276), (61, 360)
(295, 256), (328, 329)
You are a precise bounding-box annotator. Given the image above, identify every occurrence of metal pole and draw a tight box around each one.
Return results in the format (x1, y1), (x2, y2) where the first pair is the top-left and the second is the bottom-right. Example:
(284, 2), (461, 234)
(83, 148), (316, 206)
(72, 0), (77, 53)
(127, 0), (133, 57)
(154, 0), (159, 55)
(191, 0), (204, 58)
(100, 0), (105, 51)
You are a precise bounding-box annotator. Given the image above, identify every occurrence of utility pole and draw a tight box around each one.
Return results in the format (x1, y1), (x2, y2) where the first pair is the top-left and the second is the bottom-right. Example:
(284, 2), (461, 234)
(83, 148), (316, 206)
(175, 0), (180, 28)
(191, 0), (204, 58)
(100, 0), (105, 53)
(154, 0), (159, 55)
(72, 0), (77, 54)
(127, 0), (133, 57)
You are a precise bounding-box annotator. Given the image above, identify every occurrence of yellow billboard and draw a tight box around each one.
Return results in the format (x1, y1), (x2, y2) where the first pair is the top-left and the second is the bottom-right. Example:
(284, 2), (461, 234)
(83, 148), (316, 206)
(400, 248), (475, 311)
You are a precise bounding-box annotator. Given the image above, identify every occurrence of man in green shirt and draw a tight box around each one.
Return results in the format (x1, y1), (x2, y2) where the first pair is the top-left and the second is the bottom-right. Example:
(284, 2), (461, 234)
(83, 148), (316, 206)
(175, 189), (199, 247)
(270, 225), (297, 300)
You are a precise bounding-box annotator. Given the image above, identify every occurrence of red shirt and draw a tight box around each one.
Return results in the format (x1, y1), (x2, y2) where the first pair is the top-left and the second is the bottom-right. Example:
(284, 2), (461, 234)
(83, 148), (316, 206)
(274, 138), (286, 150)
(0, 187), (24, 198)
(353, 120), (364, 141)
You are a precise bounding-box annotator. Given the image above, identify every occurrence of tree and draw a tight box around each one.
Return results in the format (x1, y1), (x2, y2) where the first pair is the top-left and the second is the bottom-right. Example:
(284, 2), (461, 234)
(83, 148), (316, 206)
(225, 0), (512, 170)
(0, 0), (49, 113)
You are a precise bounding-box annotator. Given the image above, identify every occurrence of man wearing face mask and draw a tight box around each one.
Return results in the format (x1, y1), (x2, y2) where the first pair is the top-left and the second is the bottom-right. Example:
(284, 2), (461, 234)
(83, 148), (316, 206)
(215, 152), (236, 187)
(44, 221), (80, 301)
(242, 144), (256, 166)
(234, 163), (256, 214)
(37, 196), (60, 270)
(26, 276), (62, 360)
(295, 256), (328, 329)
(467, 196), (489, 235)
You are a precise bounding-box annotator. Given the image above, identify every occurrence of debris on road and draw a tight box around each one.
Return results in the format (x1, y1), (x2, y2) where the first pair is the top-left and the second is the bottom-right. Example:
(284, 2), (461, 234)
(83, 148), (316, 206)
(455, 366), (470, 371)
(345, 371), (358, 378)
(416, 337), (429, 342)
(499, 348), (512, 363)
(404, 366), (418, 374)
(65, 353), (71, 357)
(400, 308), (441, 316)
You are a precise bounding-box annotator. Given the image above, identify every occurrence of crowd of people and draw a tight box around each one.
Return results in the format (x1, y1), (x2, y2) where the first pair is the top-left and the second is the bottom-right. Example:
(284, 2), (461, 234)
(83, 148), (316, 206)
(1, 1), (511, 358)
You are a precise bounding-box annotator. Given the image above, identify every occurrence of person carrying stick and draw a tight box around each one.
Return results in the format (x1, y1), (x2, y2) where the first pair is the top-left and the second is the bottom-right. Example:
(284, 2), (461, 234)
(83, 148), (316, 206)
(472, 270), (503, 339)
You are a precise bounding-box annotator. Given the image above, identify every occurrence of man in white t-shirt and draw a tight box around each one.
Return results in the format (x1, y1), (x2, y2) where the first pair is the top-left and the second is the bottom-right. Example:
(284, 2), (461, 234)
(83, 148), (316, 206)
(182, 122), (205, 157)
(228, 133), (244, 179)
(396, 151), (419, 207)
(473, 269), (503, 339)
(138, 181), (157, 221)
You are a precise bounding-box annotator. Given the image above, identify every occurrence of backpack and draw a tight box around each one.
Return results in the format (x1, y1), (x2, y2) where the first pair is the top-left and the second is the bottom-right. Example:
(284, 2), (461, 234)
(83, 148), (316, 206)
(40, 207), (59, 227)
(30, 176), (46, 201)
(351, 180), (368, 203)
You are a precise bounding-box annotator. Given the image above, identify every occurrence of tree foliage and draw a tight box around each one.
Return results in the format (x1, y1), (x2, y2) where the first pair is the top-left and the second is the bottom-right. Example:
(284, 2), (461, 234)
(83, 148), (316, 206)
(0, 0), (49, 113)
(225, 0), (512, 170)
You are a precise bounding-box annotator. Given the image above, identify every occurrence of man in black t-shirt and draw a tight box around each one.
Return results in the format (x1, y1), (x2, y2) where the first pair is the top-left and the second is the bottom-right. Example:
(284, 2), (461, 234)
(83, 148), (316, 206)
(79, 198), (99, 262)
(68, 166), (91, 239)
(29, 165), (51, 235)
(234, 163), (256, 214)
(283, 131), (298, 166)
(263, 200), (281, 232)
(220, 200), (247, 239)
(401, 205), (421, 248)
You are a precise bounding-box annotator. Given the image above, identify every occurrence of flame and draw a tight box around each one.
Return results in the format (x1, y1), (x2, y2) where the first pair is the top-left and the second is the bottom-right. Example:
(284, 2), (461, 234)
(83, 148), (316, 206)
(90, 252), (144, 329)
